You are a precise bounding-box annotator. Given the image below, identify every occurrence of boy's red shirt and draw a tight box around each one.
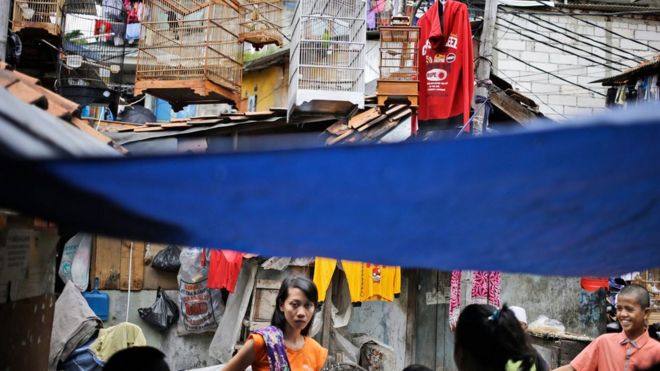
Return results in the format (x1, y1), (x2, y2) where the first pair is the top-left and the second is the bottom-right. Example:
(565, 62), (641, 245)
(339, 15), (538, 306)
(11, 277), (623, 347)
(417, 0), (474, 125)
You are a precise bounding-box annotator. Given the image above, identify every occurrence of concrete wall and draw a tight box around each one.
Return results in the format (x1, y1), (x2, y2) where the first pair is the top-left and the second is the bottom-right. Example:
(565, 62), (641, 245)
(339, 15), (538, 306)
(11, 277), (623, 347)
(106, 290), (215, 370)
(346, 272), (409, 371)
(501, 274), (606, 338)
(493, 10), (660, 121)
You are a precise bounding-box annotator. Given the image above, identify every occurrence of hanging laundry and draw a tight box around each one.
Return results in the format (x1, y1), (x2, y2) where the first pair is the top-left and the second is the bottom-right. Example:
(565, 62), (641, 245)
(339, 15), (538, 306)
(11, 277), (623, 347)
(417, 0), (474, 135)
(313, 257), (337, 301)
(341, 260), (364, 302)
(208, 249), (244, 292)
(340, 261), (401, 303)
(615, 85), (626, 105)
(448, 270), (461, 330)
(470, 270), (501, 307)
(90, 322), (146, 362)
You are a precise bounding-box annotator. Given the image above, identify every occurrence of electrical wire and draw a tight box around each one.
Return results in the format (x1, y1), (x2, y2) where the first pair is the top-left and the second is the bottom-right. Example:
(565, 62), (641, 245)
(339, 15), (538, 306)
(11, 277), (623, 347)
(497, 17), (627, 70)
(494, 68), (568, 119)
(568, 14), (660, 53)
(514, 0), (660, 53)
(494, 47), (607, 97)
(504, 11), (647, 64)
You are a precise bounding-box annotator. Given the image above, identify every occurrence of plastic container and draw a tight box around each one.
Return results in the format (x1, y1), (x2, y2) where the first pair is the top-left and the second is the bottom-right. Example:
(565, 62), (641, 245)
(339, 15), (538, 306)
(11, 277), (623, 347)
(83, 277), (109, 321)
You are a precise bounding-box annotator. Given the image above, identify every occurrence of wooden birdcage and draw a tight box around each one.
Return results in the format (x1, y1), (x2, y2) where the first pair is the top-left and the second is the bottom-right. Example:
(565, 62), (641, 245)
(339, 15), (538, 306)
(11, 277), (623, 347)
(239, 0), (284, 49)
(12, 0), (64, 36)
(377, 16), (419, 108)
(288, 0), (366, 121)
(135, 0), (243, 110)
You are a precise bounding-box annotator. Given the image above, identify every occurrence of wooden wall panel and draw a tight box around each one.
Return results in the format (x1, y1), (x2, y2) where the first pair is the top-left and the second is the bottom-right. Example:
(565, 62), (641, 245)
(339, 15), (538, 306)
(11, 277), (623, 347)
(120, 240), (145, 291)
(91, 236), (122, 290)
(143, 243), (178, 290)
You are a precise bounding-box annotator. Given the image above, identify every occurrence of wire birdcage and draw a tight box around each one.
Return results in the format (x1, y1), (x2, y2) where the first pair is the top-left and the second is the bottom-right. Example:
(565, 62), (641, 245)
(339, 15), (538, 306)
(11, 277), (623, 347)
(288, 0), (366, 120)
(377, 16), (419, 108)
(56, 0), (127, 108)
(12, 0), (64, 36)
(134, 0), (243, 110)
(239, 0), (284, 49)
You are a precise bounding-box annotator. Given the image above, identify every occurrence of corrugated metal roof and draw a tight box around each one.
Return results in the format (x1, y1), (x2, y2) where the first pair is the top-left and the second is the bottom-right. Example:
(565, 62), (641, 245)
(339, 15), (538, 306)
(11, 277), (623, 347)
(0, 89), (121, 158)
(592, 56), (660, 85)
(0, 63), (123, 158)
(557, 3), (660, 12)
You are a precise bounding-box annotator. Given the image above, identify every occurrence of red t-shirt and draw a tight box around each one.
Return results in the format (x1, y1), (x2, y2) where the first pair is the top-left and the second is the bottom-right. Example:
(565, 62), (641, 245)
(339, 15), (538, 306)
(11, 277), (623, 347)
(207, 250), (243, 292)
(417, 0), (474, 126)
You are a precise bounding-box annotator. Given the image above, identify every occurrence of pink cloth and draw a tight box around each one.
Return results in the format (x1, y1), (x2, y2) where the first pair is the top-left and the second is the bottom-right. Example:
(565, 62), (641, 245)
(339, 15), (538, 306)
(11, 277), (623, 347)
(449, 270), (462, 330)
(448, 270), (502, 331)
(470, 271), (501, 307)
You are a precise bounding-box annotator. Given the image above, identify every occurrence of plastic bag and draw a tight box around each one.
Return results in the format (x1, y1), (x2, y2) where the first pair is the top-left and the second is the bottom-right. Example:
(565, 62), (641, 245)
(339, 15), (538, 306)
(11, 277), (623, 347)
(528, 315), (566, 334)
(177, 247), (225, 335)
(58, 233), (93, 291)
(138, 288), (179, 331)
(151, 245), (181, 272)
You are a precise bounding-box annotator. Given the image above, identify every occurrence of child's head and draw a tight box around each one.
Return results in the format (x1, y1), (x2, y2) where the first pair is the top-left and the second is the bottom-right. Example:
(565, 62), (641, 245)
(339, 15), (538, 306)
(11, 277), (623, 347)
(616, 284), (651, 338)
(454, 304), (539, 371)
(271, 275), (319, 336)
(402, 365), (433, 371)
(103, 346), (170, 371)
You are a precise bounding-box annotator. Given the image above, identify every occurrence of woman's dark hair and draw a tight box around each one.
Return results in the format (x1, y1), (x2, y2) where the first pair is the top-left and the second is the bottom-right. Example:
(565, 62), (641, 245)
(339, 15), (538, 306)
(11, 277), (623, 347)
(454, 304), (541, 371)
(402, 365), (433, 371)
(271, 275), (319, 336)
(103, 346), (170, 371)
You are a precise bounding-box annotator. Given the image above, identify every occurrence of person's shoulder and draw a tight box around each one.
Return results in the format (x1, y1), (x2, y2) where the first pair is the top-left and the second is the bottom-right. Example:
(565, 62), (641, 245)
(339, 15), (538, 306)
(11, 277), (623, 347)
(304, 337), (328, 368)
(304, 336), (326, 351)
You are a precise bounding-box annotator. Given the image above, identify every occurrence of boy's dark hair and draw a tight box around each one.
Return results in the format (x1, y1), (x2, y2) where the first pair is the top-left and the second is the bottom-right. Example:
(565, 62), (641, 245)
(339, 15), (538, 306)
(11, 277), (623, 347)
(619, 284), (650, 309)
(454, 304), (541, 371)
(402, 365), (433, 371)
(271, 275), (319, 336)
(103, 346), (170, 371)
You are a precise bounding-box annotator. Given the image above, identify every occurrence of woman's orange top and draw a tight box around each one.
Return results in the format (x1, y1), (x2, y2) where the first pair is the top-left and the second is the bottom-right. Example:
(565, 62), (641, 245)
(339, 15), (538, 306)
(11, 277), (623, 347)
(249, 333), (328, 371)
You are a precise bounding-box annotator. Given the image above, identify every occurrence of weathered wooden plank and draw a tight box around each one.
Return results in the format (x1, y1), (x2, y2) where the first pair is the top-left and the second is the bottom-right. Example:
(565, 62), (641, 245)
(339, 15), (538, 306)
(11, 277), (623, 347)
(91, 236), (122, 290)
(348, 108), (380, 129)
(325, 129), (354, 145)
(120, 240), (145, 291)
(0, 294), (55, 371)
(142, 243), (178, 290)
(70, 117), (114, 145)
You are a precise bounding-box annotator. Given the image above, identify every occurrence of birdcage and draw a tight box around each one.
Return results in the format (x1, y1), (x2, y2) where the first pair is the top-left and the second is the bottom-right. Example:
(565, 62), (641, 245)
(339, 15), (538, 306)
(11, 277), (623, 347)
(239, 0), (284, 49)
(12, 0), (64, 36)
(56, 0), (127, 111)
(134, 0), (243, 110)
(377, 16), (419, 108)
(288, 0), (366, 121)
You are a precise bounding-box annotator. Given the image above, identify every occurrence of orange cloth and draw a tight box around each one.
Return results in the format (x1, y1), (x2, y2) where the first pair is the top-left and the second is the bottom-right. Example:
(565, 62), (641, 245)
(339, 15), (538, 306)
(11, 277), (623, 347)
(341, 261), (401, 302)
(570, 331), (660, 371)
(249, 333), (328, 371)
(313, 257), (337, 302)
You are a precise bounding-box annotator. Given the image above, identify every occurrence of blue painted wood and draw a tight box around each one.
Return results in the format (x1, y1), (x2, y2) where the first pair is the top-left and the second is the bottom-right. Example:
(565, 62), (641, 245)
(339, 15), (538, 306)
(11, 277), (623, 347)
(2, 104), (660, 276)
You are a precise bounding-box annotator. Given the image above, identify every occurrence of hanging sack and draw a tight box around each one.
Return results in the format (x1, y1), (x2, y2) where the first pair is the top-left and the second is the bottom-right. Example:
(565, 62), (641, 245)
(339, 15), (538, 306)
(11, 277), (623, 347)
(151, 245), (181, 272)
(138, 287), (179, 330)
(58, 233), (93, 291)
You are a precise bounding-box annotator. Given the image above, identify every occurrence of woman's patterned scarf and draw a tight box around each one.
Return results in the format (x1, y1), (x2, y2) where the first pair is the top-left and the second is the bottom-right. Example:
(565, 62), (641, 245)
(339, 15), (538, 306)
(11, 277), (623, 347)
(253, 326), (292, 371)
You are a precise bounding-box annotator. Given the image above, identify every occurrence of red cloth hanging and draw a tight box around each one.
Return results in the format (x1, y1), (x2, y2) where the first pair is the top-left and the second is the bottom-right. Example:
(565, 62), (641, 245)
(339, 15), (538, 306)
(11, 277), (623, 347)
(208, 250), (244, 292)
(417, 0), (474, 129)
(94, 20), (113, 41)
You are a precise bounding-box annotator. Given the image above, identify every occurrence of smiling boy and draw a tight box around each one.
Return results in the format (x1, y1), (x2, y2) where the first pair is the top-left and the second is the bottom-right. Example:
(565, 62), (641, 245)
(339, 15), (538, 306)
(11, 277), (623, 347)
(554, 284), (660, 371)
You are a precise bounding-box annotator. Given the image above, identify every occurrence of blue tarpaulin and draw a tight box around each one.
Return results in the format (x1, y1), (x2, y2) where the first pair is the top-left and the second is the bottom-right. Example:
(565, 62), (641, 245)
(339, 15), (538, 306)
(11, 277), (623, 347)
(2, 104), (660, 276)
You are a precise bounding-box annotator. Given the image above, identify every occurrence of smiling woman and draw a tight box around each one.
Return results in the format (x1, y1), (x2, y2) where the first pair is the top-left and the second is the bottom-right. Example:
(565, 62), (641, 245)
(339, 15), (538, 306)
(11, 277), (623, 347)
(222, 276), (328, 371)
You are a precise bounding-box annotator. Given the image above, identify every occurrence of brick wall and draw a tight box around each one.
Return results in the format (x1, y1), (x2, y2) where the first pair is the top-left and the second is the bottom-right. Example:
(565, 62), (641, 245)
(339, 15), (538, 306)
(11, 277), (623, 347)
(493, 10), (660, 120)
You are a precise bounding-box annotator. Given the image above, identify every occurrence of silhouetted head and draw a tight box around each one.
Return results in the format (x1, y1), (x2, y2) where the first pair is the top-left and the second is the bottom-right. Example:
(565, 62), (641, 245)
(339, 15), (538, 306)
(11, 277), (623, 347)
(454, 304), (540, 371)
(103, 346), (170, 371)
